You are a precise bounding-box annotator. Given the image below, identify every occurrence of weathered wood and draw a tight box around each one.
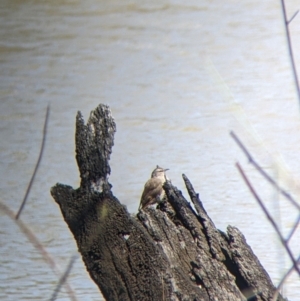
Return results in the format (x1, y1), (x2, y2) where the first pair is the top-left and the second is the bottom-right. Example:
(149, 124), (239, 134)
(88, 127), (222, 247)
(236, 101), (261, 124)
(51, 104), (287, 301)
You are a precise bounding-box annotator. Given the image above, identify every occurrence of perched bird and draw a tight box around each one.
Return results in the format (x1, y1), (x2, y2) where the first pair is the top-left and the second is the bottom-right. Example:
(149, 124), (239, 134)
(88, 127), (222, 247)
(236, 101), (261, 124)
(139, 165), (169, 209)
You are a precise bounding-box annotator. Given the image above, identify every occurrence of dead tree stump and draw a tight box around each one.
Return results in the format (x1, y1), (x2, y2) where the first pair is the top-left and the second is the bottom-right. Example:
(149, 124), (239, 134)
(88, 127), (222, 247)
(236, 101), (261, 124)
(51, 104), (286, 301)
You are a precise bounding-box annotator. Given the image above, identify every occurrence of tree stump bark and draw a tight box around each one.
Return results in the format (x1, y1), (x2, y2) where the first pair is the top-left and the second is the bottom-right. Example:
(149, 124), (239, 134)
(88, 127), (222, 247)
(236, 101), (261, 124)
(51, 104), (286, 301)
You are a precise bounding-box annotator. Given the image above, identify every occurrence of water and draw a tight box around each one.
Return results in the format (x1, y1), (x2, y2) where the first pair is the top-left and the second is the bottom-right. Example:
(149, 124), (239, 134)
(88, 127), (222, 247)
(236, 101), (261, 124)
(0, 0), (299, 300)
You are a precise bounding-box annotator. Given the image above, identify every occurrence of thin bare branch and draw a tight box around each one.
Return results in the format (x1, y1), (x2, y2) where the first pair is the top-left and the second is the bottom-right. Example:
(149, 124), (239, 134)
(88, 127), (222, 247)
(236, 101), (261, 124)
(235, 162), (300, 276)
(272, 255), (300, 301)
(230, 131), (300, 211)
(49, 254), (78, 301)
(286, 214), (300, 243)
(280, 0), (300, 104)
(0, 201), (78, 301)
(287, 9), (299, 24)
(16, 105), (50, 220)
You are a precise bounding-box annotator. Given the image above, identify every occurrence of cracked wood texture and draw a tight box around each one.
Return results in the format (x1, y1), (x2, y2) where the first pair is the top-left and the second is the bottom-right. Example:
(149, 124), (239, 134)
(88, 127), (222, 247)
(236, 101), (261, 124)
(51, 104), (286, 301)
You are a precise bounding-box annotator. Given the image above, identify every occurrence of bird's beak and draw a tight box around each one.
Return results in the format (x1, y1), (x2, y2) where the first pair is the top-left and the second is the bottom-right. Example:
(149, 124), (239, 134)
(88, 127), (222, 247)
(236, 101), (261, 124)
(164, 168), (169, 172)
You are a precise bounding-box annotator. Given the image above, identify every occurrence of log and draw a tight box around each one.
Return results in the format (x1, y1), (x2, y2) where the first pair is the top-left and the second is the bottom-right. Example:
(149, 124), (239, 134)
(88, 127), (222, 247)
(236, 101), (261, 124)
(51, 104), (287, 301)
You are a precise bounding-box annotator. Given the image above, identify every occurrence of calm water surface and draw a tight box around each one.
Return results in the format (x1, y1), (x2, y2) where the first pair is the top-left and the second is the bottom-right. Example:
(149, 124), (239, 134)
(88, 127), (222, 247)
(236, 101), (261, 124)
(0, 0), (299, 300)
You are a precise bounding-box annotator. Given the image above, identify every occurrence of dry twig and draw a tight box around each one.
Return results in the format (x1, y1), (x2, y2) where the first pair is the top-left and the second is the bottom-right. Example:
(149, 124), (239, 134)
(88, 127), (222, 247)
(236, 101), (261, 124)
(16, 105), (50, 219)
(230, 131), (300, 211)
(0, 202), (78, 301)
(235, 162), (300, 276)
(280, 0), (300, 104)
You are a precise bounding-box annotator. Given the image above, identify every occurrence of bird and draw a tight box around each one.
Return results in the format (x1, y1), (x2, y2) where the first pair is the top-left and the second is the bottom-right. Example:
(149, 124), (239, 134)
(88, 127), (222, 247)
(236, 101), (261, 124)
(139, 165), (169, 210)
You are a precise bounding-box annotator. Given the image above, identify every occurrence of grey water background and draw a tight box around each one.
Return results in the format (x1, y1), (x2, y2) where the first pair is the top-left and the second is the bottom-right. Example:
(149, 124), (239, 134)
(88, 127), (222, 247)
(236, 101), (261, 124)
(0, 0), (300, 300)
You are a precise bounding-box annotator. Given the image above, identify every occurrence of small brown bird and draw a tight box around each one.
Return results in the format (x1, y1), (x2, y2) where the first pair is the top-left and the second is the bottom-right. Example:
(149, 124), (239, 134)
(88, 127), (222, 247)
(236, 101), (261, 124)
(139, 165), (169, 209)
